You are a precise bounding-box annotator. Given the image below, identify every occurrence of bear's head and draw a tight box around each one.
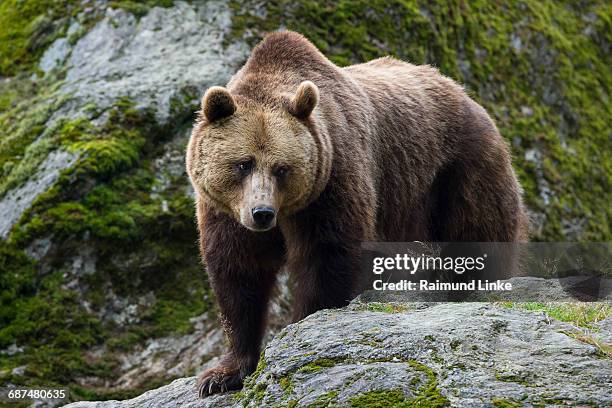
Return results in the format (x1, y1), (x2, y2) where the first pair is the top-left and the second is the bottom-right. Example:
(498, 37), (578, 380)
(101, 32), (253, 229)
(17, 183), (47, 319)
(187, 81), (330, 232)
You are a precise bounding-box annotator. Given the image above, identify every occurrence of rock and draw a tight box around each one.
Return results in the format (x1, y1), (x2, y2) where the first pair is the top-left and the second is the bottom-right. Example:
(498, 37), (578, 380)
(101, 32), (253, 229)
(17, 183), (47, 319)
(65, 300), (611, 407)
(60, 1), (249, 123)
(39, 37), (71, 73)
(523, 148), (553, 206)
(0, 149), (77, 238)
(595, 318), (612, 344)
(0, 343), (24, 356)
(63, 377), (232, 408)
(510, 33), (523, 52)
(110, 313), (225, 390)
(25, 237), (53, 261)
(11, 365), (27, 376)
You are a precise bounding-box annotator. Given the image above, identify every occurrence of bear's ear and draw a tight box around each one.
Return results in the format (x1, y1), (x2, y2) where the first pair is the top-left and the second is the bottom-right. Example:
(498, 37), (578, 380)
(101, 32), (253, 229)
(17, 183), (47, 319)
(289, 81), (319, 119)
(202, 86), (236, 122)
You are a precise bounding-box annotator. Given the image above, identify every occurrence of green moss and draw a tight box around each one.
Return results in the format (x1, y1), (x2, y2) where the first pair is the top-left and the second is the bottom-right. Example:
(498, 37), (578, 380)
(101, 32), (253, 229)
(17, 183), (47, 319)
(0, 243), (37, 334)
(407, 360), (450, 407)
(559, 329), (611, 358)
(0, 94), (207, 397)
(9, 99), (159, 243)
(297, 358), (339, 373)
(500, 302), (612, 329)
(492, 398), (522, 408)
(307, 390), (339, 408)
(0, 75), (68, 197)
(279, 376), (294, 394)
(348, 366), (450, 408)
(236, 353), (269, 405)
(269, 356), (448, 407)
(0, 270), (109, 387)
(0, 0), (82, 76)
(495, 372), (531, 387)
(359, 302), (409, 314)
(231, 0), (612, 241)
(0, 0), (173, 75)
(148, 298), (205, 336)
(349, 389), (411, 407)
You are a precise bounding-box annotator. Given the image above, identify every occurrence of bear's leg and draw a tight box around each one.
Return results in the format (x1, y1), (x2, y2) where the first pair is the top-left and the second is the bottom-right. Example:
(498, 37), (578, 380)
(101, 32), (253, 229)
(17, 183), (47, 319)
(197, 211), (284, 397)
(284, 210), (370, 322)
(289, 242), (360, 321)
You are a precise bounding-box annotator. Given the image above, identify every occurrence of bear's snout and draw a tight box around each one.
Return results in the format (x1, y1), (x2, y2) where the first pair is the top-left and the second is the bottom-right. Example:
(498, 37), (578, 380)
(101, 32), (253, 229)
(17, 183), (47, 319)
(251, 206), (277, 230)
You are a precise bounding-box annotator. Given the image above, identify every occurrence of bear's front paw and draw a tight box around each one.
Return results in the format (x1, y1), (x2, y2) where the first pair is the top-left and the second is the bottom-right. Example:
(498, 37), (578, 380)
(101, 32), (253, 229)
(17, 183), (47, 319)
(197, 358), (244, 397)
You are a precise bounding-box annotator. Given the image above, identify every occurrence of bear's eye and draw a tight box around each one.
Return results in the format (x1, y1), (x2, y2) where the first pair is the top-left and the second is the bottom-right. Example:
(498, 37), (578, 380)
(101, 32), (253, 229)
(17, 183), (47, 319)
(236, 159), (253, 176)
(273, 165), (290, 179)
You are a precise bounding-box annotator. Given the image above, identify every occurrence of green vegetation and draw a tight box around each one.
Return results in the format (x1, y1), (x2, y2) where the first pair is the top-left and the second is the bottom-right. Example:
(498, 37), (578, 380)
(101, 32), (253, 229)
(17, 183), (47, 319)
(348, 361), (449, 407)
(0, 0), (80, 76)
(0, 0), (205, 399)
(0, 271), (107, 386)
(406, 360), (450, 407)
(358, 302), (409, 314)
(350, 389), (409, 407)
(235, 354), (269, 406)
(492, 398), (523, 408)
(231, 0), (612, 241)
(0, 0), (176, 76)
(500, 302), (612, 328)
(0, 75), (67, 197)
(500, 302), (611, 358)
(308, 391), (339, 407)
(237, 354), (449, 407)
(559, 329), (611, 358)
(0, 97), (207, 399)
(297, 358), (338, 373)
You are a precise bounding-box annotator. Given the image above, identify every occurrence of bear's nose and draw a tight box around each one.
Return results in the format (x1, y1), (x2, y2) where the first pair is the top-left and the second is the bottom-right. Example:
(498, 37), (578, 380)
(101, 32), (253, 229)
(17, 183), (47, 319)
(251, 206), (276, 228)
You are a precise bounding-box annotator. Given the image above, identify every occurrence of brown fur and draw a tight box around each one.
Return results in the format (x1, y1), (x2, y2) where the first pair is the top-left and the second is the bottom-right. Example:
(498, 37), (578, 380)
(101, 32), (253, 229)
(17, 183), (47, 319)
(186, 31), (528, 397)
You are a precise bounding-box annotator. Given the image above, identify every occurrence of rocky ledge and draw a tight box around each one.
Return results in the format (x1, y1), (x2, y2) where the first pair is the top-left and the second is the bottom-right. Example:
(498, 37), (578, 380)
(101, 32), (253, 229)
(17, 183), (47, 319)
(64, 297), (611, 407)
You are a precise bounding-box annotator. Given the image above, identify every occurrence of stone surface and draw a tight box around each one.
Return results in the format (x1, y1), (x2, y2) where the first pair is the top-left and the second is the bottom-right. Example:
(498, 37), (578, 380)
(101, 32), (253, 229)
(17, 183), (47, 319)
(63, 377), (231, 408)
(64, 300), (612, 407)
(39, 37), (71, 73)
(110, 312), (225, 390)
(59, 1), (249, 123)
(0, 150), (77, 238)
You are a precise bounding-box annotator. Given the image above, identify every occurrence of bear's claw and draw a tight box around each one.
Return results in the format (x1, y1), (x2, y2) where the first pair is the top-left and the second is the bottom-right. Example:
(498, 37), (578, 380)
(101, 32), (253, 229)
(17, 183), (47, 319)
(197, 364), (244, 398)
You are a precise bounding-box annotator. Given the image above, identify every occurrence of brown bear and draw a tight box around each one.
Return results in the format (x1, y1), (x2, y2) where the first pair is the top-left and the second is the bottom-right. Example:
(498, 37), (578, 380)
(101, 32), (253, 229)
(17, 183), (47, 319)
(186, 31), (528, 397)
